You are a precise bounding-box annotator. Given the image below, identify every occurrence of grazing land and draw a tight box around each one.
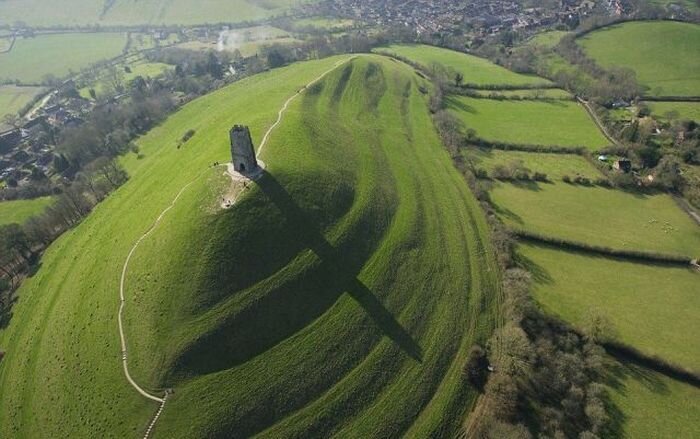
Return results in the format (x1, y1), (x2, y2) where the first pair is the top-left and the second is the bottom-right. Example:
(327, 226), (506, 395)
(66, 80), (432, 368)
(519, 242), (700, 370)
(0, 197), (53, 226)
(0, 33), (127, 84)
(373, 44), (551, 87)
(606, 359), (700, 438)
(0, 85), (45, 120)
(491, 180), (700, 257)
(578, 21), (700, 97)
(527, 30), (569, 48)
(0, 55), (499, 438)
(465, 148), (602, 180)
(447, 96), (610, 149)
(645, 101), (700, 122)
(0, 0), (308, 26)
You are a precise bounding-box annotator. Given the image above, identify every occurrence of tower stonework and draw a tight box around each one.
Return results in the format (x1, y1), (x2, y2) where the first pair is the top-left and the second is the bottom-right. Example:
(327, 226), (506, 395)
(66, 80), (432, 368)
(230, 125), (258, 173)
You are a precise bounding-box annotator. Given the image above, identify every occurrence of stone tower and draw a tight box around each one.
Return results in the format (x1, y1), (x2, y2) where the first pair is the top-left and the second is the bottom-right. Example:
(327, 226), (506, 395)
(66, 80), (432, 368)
(230, 125), (258, 173)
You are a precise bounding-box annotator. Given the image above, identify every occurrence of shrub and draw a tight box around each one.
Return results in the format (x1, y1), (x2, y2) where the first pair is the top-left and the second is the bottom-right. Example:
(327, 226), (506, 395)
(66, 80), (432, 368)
(573, 176), (591, 186)
(594, 177), (612, 187)
(533, 172), (548, 182)
(182, 129), (196, 143)
(562, 175), (572, 183)
(465, 344), (489, 391)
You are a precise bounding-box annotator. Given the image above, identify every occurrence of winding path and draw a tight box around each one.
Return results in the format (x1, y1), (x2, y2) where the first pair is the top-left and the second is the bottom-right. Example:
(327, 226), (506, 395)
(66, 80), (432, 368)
(117, 55), (355, 438)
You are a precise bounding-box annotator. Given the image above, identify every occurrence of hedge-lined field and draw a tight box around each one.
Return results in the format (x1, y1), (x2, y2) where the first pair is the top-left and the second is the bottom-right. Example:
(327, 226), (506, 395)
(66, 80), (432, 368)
(0, 197), (53, 226)
(578, 21), (700, 97)
(447, 96), (610, 150)
(646, 101), (700, 122)
(490, 179), (700, 258)
(519, 242), (700, 371)
(465, 148), (602, 180)
(373, 44), (551, 87)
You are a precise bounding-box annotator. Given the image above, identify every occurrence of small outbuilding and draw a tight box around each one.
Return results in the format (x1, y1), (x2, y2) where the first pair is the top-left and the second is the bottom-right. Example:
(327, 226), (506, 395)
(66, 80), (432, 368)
(613, 159), (632, 173)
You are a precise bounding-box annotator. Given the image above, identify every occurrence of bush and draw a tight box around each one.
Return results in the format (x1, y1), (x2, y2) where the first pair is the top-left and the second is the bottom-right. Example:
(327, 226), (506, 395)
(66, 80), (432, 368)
(533, 172), (548, 182)
(182, 129), (196, 143)
(474, 167), (489, 179)
(594, 177), (612, 187)
(573, 176), (591, 186)
(562, 175), (572, 183)
(465, 344), (489, 391)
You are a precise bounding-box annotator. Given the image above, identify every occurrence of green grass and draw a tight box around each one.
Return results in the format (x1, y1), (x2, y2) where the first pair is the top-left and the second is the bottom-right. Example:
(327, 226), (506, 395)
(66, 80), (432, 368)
(79, 61), (173, 99)
(606, 359), (700, 438)
(489, 176), (700, 257)
(0, 197), (53, 226)
(291, 17), (355, 30)
(0, 0), (311, 26)
(447, 96), (610, 149)
(469, 88), (572, 99)
(0, 33), (127, 83)
(519, 242), (700, 370)
(645, 101), (700, 122)
(0, 85), (45, 120)
(579, 21), (700, 97)
(0, 55), (500, 438)
(465, 148), (602, 180)
(527, 30), (569, 49)
(373, 44), (551, 87)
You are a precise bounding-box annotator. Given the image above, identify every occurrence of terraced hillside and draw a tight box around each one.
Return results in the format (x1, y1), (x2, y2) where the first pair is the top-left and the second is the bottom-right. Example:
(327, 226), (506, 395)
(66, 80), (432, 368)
(0, 55), (500, 437)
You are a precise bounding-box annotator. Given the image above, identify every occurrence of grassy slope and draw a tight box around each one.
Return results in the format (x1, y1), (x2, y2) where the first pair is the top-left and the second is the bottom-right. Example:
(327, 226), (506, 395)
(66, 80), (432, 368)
(0, 0), (304, 26)
(465, 148), (602, 180)
(0, 55), (500, 438)
(0, 196), (53, 226)
(578, 21), (700, 97)
(0, 33), (127, 83)
(646, 101), (700, 122)
(447, 96), (610, 149)
(0, 85), (45, 119)
(606, 359), (700, 438)
(490, 180), (700, 257)
(373, 44), (551, 87)
(519, 242), (700, 371)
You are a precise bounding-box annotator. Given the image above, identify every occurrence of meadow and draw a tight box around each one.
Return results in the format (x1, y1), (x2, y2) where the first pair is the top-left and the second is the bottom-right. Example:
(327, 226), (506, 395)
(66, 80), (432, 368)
(79, 61), (173, 99)
(0, 33), (127, 84)
(447, 96), (610, 149)
(0, 197), (53, 226)
(0, 85), (45, 121)
(0, 0), (305, 26)
(519, 242), (700, 371)
(526, 30), (569, 48)
(578, 21), (700, 97)
(645, 101), (700, 122)
(373, 44), (551, 87)
(0, 55), (500, 438)
(489, 177), (700, 257)
(465, 148), (602, 180)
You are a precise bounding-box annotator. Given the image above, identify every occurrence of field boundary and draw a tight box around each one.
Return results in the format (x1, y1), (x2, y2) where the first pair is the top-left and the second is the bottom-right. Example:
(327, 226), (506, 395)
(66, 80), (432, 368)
(0, 35), (16, 54)
(576, 97), (619, 148)
(641, 96), (700, 102)
(467, 138), (587, 155)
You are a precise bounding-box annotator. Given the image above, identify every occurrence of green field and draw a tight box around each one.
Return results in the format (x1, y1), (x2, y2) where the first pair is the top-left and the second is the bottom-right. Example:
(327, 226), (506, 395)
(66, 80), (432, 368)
(0, 55), (500, 437)
(0, 85), (45, 120)
(447, 96), (610, 149)
(645, 101), (700, 122)
(0, 33), (127, 83)
(373, 44), (551, 87)
(79, 61), (173, 99)
(520, 242), (700, 370)
(0, 0), (308, 26)
(291, 17), (355, 30)
(469, 88), (572, 99)
(0, 197), (53, 226)
(490, 176), (700, 257)
(465, 148), (602, 180)
(527, 30), (569, 49)
(579, 21), (700, 97)
(606, 359), (700, 438)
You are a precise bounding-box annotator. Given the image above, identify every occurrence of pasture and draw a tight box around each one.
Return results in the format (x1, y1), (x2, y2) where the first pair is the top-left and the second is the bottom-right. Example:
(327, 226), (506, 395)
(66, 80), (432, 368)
(578, 21), (700, 97)
(489, 177), (700, 257)
(373, 44), (551, 87)
(447, 96), (610, 149)
(527, 30), (569, 48)
(0, 55), (500, 438)
(465, 148), (602, 180)
(0, 33), (127, 84)
(645, 101), (700, 122)
(519, 242), (700, 371)
(0, 85), (45, 120)
(79, 61), (173, 99)
(0, 0), (306, 26)
(0, 197), (53, 226)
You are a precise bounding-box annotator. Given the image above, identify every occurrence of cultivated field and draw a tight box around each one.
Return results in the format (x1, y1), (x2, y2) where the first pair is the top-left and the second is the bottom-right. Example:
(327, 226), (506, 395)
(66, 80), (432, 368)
(466, 148), (602, 180)
(0, 33), (127, 84)
(0, 197), (53, 226)
(490, 179), (700, 257)
(373, 44), (551, 87)
(519, 242), (700, 370)
(578, 21), (700, 97)
(0, 85), (45, 120)
(0, 55), (500, 438)
(447, 96), (610, 149)
(646, 101), (700, 122)
(0, 0), (306, 26)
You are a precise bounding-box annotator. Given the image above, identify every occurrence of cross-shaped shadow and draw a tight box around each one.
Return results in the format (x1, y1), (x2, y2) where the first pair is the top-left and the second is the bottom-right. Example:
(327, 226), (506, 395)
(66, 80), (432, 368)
(171, 170), (422, 380)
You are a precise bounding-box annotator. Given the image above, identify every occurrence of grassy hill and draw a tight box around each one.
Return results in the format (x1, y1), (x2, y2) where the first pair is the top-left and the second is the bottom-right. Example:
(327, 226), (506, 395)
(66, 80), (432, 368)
(0, 33), (127, 84)
(373, 44), (551, 87)
(578, 21), (700, 97)
(0, 55), (500, 438)
(0, 0), (309, 26)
